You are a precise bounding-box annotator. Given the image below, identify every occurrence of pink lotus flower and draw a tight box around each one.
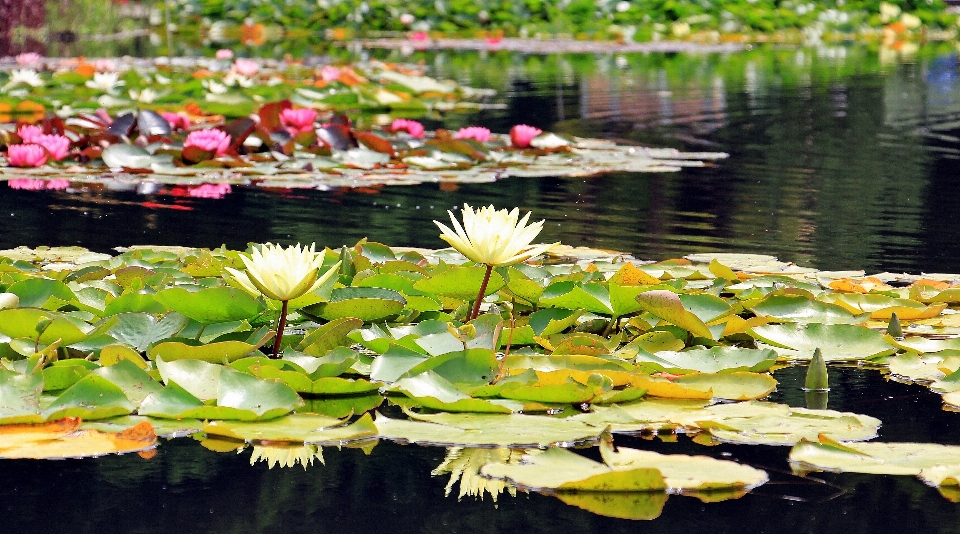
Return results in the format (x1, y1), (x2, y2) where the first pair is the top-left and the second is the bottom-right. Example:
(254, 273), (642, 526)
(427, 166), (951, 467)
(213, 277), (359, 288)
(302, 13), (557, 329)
(233, 58), (259, 77)
(280, 108), (318, 135)
(188, 183), (232, 199)
(510, 124), (542, 148)
(17, 124), (43, 143)
(319, 65), (341, 82)
(46, 179), (69, 190)
(454, 126), (491, 143)
(161, 111), (190, 130)
(94, 59), (116, 72)
(16, 52), (41, 66)
(184, 128), (231, 157)
(411, 31), (429, 42)
(390, 118), (425, 138)
(33, 133), (70, 161)
(7, 144), (48, 167)
(216, 49), (234, 60)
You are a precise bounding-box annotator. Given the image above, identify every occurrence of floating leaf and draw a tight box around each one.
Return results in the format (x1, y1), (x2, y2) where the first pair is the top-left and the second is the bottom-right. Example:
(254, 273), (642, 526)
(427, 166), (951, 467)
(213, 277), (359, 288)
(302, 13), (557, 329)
(635, 290), (713, 340)
(154, 286), (265, 324)
(790, 434), (960, 479)
(748, 323), (896, 362)
(748, 295), (868, 325)
(635, 347), (777, 374)
(42, 374), (135, 421)
(413, 266), (506, 300)
(0, 419), (155, 459)
(302, 287), (406, 322)
(203, 412), (377, 444)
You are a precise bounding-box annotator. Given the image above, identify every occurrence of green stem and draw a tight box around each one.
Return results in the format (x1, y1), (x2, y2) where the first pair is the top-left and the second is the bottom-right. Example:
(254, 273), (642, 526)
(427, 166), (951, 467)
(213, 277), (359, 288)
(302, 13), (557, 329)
(470, 264), (494, 321)
(271, 300), (289, 358)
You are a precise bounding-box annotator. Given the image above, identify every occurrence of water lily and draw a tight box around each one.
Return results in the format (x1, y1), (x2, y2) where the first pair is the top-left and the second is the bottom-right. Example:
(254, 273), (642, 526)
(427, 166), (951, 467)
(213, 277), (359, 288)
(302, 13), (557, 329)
(390, 118), (425, 138)
(129, 88), (159, 103)
(94, 59), (116, 72)
(7, 144), (48, 167)
(161, 112), (190, 131)
(15, 52), (41, 66)
(319, 65), (341, 82)
(280, 108), (318, 135)
(32, 134), (70, 161)
(223, 71), (254, 88)
(509, 124), (542, 148)
(184, 128), (231, 157)
(225, 243), (340, 356)
(85, 71), (124, 94)
(215, 48), (234, 60)
(454, 126), (491, 143)
(2, 69), (43, 92)
(400, 13), (415, 25)
(233, 58), (259, 77)
(202, 79), (228, 95)
(17, 125), (43, 143)
(435, 204), (558, 319)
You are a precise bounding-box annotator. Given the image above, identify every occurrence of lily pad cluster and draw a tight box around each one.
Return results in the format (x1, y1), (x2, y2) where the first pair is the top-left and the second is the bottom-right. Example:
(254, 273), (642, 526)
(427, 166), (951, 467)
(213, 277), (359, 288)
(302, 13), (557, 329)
(5, 243), (960, 515)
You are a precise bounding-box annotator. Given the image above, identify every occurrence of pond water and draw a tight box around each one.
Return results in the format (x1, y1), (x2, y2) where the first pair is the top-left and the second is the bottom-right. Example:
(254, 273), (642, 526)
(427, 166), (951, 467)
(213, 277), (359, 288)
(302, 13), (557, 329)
(6, 44), (960, 277)
(5, 43), (960, 532)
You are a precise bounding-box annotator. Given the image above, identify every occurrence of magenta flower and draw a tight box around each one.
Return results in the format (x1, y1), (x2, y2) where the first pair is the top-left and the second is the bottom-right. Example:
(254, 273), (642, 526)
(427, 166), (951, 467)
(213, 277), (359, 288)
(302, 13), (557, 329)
(233, 58), (259, 77)
(7, 144), (48, 167)
(161, 112), (190, 131)
(33, 133), (70, 161)
(280, 108), (318, 135)
(391, 118), (425, 138)
(184, 128), (231, 157)
(16, 52), (41, 66)
(454, 126), (491, 143)
(319, 65), (341, 82)
(510, 124), (542, 148)
(188, 183), (232, 199)
(46, 179), (69, 190)
(216, 49), (234, 60)
(411, 31), (429, 42)
(17, 124), (43, 143)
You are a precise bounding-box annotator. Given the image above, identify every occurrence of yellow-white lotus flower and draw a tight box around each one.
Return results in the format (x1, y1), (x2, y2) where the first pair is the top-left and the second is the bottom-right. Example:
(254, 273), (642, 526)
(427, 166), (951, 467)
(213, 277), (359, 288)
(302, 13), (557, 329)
(225, 243), (339, 302)
(434, 204), (559, 266)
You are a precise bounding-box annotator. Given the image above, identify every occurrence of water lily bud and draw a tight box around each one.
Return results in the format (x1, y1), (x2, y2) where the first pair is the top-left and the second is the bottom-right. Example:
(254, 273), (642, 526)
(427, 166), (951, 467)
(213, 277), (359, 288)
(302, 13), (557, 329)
(887, 312), (903, 339)
(0, 293), (18, 309)
(805, 390), (829, 410)
(804, 347), (829, 391)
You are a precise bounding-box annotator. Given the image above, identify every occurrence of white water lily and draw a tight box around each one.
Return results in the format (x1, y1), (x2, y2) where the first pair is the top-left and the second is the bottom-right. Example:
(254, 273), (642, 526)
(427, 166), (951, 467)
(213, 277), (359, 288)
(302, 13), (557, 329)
(2, 69), (44, 92)
(222, 71), (254, 88)
(129, 88), (159, 103)
(85, 71), (124, 94)
(435, 204), (558, 266)
(202, 79), (228, 95)
(225, 242), (339, 302)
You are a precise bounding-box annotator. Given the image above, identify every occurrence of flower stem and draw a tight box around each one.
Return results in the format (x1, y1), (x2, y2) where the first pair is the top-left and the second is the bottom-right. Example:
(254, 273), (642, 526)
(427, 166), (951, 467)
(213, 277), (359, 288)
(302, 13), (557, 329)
(271, 299), (289, 358)
(470, 264), (494, 321)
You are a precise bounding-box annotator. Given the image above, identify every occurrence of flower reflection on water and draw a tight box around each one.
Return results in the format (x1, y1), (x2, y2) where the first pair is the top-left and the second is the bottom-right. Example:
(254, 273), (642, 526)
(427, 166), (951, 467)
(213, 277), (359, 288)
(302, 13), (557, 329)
(8, 178), (69, 191)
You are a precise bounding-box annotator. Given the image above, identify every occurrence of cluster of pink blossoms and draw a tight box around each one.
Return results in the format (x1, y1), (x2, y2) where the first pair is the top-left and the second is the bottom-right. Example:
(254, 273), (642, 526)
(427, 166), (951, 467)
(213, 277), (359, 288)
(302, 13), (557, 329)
(390, 118), (425, 138)
(280, 108), (318, 136)
(183, 128), (231, 157)
(454, 126), (491, 143)
(6, 126), (71, 167)
(161, 112), (191, 131)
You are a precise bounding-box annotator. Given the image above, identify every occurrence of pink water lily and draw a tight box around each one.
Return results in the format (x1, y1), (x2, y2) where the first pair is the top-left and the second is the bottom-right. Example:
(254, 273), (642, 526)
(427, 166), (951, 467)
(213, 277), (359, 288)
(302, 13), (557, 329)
(31, 134), (70, 161)
(216, 49), (234, 60)
(161, 111), (190, 130)
(319, 65), (341, 82)
(94, 59), (116, 72)
(17, 124), (43, 143)
(454, 126), (491, 143)
(184, 128), (231, 157)
(510, 124), (542, 148)
(390, 118), (425, 138)
(16, 52), (41, 66)
(411, 31), (429, 42)
(233, 58), (259, 77)
(7, 144), (48, 167)
(280, 108), (318, 135)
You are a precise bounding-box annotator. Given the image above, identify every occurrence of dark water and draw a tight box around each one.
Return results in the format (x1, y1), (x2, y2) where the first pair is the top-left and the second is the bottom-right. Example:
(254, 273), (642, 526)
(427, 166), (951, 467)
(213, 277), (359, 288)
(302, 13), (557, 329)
(7, 45), (960, 276)
(5, 44), (960, 531)
(3, 366), (960, 534)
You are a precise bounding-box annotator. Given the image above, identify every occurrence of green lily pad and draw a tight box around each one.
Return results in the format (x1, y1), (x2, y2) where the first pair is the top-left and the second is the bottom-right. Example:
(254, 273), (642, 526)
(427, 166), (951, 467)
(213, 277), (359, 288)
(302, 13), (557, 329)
(388, 372), (519, 413)
(790, 434), (960, 478)
(42, 374), (135, 421)
(672, 372), (778, 401)
(301, 287), (406, 322)
(148, 338), (265, 363)
(374, 411), (606, 448)
(42, 359), (98, 391)
(91, 359), (163, 406)
(108, 312), (190, 353)
(635, 347), (778, 374)
(297, 317), (363, 356)
(0, 308), (92, 347)
(154, 286), (265, 324)
(7, 278), (75, 308)
(748, 295), (869, 325)
(0, 370), (43, 424)
(202, 412), (377, 444)
(412, 266), (505, 300)
(747, 323), (896, 361)
(635, 290), (713, 340)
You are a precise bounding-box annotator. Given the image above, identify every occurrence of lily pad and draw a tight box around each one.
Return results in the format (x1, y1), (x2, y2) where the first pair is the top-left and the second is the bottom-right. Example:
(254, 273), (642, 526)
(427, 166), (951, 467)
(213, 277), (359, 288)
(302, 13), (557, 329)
(790, 434), (960, 478)
(747, 323), (896, 362)
(203, 412), (377, 444)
